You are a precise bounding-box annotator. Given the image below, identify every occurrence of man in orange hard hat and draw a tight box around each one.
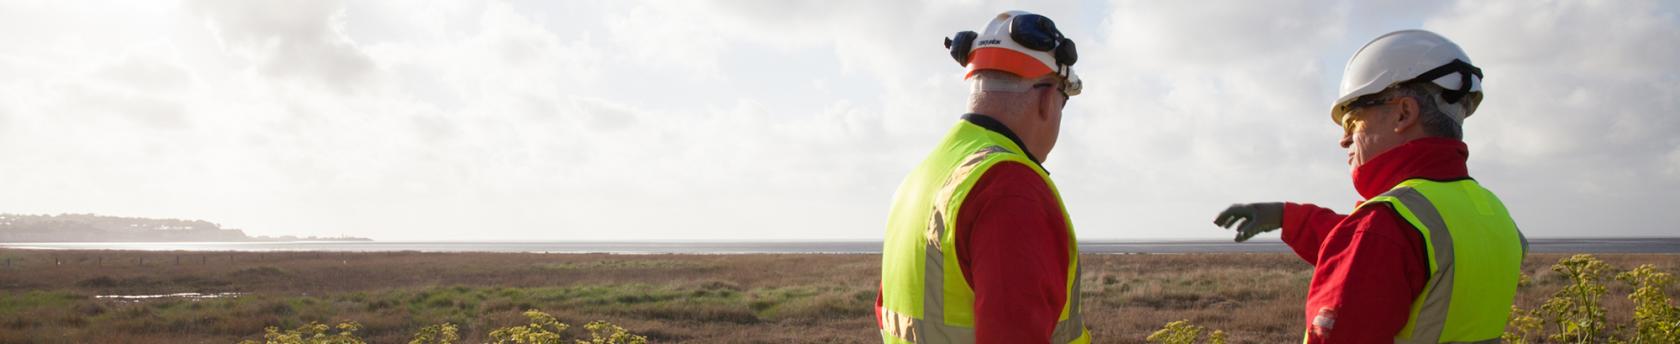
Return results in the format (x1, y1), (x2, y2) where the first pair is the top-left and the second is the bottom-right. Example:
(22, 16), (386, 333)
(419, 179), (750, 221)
(877, 10), (1090, 344)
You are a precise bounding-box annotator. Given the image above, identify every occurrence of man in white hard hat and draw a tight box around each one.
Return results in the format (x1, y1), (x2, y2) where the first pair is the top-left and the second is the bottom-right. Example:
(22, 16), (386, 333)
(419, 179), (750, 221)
(877, 10), (1091, 344)
(1211, 30), (1527, 343)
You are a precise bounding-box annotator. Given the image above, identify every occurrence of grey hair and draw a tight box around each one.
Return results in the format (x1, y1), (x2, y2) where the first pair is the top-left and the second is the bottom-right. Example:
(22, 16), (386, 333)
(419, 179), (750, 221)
(1385, 82), (1470, 140)
(968, 70), (1053, 114)
(970, 70), (1038, 93)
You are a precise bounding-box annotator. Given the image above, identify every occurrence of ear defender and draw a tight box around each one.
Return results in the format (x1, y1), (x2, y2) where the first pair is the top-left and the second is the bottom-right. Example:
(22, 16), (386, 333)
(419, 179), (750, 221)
(1054, 38), (1077, 66)
(945, 31), (978, 66)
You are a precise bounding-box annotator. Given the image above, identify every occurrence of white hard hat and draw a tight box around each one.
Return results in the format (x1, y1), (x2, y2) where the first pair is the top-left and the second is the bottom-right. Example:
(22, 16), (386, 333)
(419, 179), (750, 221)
(1331, 30), (1483, 125)
(944, 11), (1082, 96)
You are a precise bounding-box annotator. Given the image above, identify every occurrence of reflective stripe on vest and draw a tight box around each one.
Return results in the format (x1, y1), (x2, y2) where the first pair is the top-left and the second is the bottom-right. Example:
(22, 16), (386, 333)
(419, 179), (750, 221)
(1353, 179), (1524, 344)
(879, 121), (1090, 344)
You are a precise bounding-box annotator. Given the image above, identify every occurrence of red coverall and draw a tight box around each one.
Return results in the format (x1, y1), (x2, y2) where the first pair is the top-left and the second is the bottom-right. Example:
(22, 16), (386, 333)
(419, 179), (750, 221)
(1281, 138), (1472, 342)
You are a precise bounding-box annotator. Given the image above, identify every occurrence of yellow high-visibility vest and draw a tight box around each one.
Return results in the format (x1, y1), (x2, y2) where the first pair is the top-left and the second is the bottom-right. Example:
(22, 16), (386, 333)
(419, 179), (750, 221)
(1326, 178), (1527, 344)
(878, 119), (1089, 344)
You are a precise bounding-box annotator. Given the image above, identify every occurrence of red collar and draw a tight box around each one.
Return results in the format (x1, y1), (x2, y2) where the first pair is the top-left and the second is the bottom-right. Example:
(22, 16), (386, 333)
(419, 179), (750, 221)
(1351, 137), (1472, 199)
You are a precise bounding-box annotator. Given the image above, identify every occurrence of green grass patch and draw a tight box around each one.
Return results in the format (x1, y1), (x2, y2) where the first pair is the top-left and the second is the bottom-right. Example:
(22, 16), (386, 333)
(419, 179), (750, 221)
(0, 290), (85, 312)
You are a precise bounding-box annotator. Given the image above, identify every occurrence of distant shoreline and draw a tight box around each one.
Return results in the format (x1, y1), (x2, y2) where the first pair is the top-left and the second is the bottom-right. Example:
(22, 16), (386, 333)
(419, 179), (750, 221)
(3, 237), (1678, 254)
(0, 213), (373, 243)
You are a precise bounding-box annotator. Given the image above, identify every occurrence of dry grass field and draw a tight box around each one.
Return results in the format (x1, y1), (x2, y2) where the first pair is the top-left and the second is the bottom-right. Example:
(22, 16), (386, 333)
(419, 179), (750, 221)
(0, 249), (1675, 343)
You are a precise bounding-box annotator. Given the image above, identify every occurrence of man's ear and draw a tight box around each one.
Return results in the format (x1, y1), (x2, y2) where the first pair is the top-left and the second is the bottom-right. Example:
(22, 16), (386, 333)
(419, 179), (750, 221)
(1393, 96), (1421, 133)
(1036, 87), (1056, 121)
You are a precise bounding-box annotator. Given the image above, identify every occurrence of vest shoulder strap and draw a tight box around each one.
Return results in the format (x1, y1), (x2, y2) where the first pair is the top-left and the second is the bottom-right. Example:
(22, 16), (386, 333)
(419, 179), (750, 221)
(1364, 185), (1457, 342)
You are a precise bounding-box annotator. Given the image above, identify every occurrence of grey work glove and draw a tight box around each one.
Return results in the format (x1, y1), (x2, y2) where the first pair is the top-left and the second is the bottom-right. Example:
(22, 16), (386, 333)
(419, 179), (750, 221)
(1213, 203), (1284, 242)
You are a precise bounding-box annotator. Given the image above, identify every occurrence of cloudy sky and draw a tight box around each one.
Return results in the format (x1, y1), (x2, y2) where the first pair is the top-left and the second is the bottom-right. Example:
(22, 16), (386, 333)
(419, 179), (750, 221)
(1, 0), (1676, 241)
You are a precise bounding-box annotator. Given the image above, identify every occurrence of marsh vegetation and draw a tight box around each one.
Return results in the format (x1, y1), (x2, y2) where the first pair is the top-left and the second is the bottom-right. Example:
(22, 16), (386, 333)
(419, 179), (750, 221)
(0, 250), (1674, 343)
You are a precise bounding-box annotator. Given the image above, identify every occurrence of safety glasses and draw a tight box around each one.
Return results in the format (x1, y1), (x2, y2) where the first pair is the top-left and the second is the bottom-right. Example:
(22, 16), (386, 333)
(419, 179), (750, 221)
(1033, 83), (1070, 107)
(1339, 96), (1392, 132)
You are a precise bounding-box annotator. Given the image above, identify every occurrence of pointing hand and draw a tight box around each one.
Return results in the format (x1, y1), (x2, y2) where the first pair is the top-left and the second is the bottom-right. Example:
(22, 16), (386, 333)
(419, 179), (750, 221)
(1213, 203), (1284, 242)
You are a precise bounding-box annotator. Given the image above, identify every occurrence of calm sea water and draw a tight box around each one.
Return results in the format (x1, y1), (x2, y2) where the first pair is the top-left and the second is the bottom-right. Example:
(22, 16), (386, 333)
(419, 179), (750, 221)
(3, 238), (1678, 254)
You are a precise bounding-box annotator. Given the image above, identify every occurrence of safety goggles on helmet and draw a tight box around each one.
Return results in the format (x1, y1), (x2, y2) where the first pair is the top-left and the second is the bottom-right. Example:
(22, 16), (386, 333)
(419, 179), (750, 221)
(1410, 59), (1483, 104)
(944, 11), (1081, 96)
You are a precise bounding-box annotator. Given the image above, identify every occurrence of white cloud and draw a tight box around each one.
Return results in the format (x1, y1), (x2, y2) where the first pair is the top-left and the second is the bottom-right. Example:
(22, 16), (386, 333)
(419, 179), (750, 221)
(1429, 0), (1680, 164)
(600, 3), (729, 80)
(0, 0), (1674, 240)
(1044, 1), (1360, 238)
(187, 0), (375, 89)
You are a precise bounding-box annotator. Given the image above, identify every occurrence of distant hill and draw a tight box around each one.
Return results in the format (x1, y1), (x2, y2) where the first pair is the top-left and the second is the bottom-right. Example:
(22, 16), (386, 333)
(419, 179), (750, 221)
(0, 214), (370, 242)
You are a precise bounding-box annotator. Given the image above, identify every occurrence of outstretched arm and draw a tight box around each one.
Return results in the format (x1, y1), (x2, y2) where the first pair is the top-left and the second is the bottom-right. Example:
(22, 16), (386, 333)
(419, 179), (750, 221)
(1280, 202), (1347, 265)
